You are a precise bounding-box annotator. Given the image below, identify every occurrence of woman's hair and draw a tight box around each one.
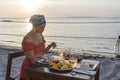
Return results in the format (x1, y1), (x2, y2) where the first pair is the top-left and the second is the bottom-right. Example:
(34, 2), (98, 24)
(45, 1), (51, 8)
(29, 14), (46, 26)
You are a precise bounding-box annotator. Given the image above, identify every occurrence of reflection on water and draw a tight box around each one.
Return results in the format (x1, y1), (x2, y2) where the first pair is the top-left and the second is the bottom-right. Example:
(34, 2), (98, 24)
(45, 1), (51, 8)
(0, 18), (120, 53)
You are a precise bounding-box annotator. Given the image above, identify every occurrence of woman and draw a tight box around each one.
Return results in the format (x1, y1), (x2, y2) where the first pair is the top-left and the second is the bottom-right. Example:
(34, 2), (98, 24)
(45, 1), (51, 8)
(20, 14), (57, 80)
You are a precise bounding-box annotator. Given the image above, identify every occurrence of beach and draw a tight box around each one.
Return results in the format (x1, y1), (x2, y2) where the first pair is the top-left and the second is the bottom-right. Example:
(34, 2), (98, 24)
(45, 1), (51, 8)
(0, 46), (23, 80)
(1, 46), (120, 80)
(0, 48), (9, 80)
(100, 58), (120, 80)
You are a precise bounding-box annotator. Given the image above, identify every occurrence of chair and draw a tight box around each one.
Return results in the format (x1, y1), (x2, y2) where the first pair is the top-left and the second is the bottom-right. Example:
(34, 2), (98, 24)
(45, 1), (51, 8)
(5, 51), (25, 80)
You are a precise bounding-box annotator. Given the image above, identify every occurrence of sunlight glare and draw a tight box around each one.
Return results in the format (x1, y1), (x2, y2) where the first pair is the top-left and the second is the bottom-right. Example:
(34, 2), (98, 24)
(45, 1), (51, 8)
(26, 23), (32, 32)
(19, 0), (48, 11)
(25, 18), (32, 32)
(26, 18), (30, 22)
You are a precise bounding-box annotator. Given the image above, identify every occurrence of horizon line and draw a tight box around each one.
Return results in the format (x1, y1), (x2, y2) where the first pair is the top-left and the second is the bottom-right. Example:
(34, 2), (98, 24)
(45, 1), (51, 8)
(1, 16), (120, 19)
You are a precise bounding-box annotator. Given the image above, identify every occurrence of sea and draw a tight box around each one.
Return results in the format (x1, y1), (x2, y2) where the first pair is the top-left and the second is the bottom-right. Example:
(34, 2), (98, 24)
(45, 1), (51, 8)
(0, 17), (120, 54)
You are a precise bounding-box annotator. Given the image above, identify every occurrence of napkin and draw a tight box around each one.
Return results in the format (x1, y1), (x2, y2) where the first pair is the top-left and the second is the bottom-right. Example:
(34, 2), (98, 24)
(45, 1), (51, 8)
(73, 68), (96, 76)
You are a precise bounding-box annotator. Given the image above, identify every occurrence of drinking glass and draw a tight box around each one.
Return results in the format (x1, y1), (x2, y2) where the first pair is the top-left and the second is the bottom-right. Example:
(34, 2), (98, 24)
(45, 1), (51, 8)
(64, 48), (71, 60)
(69, 56), (78, 76)
(69, 56), (78, 68)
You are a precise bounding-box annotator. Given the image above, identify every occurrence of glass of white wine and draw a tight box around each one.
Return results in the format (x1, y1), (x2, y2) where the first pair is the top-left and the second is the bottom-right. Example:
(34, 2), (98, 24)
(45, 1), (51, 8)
(69, 56), (78, 68)
(69, 56), (78, 76)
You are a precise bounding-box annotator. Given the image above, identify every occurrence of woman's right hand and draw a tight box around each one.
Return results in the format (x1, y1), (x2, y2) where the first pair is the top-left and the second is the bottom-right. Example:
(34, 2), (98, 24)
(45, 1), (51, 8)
(50, 42), (57, 49)
(45, 42), (57, 53)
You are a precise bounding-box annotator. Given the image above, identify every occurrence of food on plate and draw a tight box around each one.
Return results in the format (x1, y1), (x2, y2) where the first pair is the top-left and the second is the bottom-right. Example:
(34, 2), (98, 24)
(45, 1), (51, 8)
(58, 52), (64, 57)
(89, 64), (94, 68)
(64, 54), (71, 60)
(50, 60), (71, 70)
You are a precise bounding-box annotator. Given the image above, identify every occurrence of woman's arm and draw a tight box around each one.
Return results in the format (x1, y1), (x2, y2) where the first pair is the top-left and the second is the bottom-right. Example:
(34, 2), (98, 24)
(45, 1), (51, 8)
(24, 51), (43, 64)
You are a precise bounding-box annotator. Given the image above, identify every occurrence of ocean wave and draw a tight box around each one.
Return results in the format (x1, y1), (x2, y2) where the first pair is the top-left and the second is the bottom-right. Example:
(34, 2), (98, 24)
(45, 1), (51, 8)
(0, 33), (24, 37)
(45, 36), (116, 39)
(0, 40), (20, 43)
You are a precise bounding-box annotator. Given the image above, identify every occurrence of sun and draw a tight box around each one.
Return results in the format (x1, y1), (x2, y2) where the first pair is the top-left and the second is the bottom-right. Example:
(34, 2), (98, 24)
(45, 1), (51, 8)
(19, 0), (48, 11)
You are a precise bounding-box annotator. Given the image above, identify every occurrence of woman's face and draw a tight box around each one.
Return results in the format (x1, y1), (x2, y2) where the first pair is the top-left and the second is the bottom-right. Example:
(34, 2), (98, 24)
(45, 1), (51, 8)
(35, 24), (46, 33)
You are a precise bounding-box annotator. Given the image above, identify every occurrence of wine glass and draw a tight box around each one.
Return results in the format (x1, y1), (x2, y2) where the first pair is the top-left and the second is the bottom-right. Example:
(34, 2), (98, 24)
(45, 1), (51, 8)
(64, 48), (71, 60)
(69, 56), (78, 76)
(69, 56), (78, 68)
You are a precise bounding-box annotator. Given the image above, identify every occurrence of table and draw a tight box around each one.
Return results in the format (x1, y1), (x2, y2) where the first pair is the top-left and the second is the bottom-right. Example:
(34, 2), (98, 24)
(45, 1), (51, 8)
(25, 60), (100, 80)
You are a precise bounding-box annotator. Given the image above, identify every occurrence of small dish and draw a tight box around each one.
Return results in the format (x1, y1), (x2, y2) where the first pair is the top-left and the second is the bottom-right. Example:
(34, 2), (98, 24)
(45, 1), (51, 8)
(75, 59), (100, 70)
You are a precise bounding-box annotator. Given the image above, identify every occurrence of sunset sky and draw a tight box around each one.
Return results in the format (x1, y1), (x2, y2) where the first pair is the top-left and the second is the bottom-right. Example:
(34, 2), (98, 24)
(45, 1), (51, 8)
(0, 0), (120, 18)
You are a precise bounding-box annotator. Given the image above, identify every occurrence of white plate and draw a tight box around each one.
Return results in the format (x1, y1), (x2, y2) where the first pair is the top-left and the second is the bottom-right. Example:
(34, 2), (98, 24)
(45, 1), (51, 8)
(51, 55), (64, 60)
(37, 54), (64, 64)
(37, 59), (48, 64)
(75, 59), (100, 70)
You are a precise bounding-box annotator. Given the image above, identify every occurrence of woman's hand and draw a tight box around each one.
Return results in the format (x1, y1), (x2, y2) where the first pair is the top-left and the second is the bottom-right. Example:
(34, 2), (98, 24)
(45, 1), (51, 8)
(49, 42), (57, 49)
(45, 42), (57, 53)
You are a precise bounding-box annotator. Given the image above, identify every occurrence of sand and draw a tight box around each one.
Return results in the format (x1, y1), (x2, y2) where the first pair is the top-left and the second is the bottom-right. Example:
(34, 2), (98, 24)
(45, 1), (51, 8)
(100, 58), (120, 80)
(0, 47), (120, 80)
(0, 47), (23, 80)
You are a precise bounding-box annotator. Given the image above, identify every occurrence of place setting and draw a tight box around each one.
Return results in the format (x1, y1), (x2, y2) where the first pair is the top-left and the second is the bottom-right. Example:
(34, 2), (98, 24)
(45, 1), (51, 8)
(72, 59), (100, 76)
(52, 54), (78, 70)
(36, 50), (78, 72)
(24, 49), (100, 80)
(36, 49), (100, 76)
